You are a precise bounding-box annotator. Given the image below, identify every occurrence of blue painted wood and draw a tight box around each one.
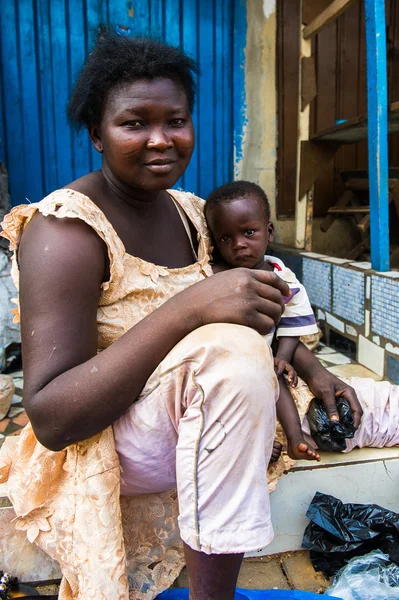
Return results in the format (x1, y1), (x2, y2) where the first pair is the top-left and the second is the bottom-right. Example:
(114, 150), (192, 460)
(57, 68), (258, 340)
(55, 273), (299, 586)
(85, 0), (104, 173)
(197, 1), (215, 198)
(68, 0), (92, 180)
(0, 0), (247, 205)
(50, 1), (74, 188)
(0, 10), (8, 175)
(222, 0), (234, 184)
(179, 0), (199, 194)
(215, 0), (226, 187)
(233, 0), (247, 177)
(365, 0), (390, 271)
(0, 1), (25, 205)
(36, 0), (58, 195)
(19, 0), (43, 203)
(149, 0), (164, 39)
(0, 49), (5, 175)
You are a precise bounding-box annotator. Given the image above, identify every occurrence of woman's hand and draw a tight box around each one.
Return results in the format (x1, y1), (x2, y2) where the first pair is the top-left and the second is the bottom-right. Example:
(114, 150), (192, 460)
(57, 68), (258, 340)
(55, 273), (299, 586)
(292, 342), (363, 429)
(181, 268), (290, 336)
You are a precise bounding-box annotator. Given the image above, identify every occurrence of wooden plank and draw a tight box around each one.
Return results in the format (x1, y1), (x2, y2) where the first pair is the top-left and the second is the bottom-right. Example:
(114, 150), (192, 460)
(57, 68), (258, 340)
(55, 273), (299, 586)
(68, 0), (92, 182)
(345, 177), (399, 191)
(365, 0), (390, 271)
(221, 0), (233, 185)
(303, 0), (356, 39)
(320, 189), (355, 232)
(328, 206), (369, 213)
(311, 103), (399, 142)
(391, 245), (399, 267)
(19, 0), (43, 202)
(390, 180), (399, 220)
(356, 0), (369, 171)
(180, 0), (200, 193)
(312, 114), (369, 142)
(214, 0), (225, 189)
(387, 0), (399, 104)
(301, 55), (317, 111)
(149, 0), (163, 38)
(357, 213), (370, 233)
(198, 0), (215, 195)
(277, 1), (301, 218)
(232, 0), (246, 184)
(0, 1), (24, 205)
(295, 23), (312, 249)
(347, 237), (370, 260)
(305, 187), (314, 251)
(312, 19), (338, 217)
(386, 0), (399, 182)
(303, 0), (332, 25)
(299, 140), (341, 197)
(336, 1), (360, 194)
(341, 168), (399, 179)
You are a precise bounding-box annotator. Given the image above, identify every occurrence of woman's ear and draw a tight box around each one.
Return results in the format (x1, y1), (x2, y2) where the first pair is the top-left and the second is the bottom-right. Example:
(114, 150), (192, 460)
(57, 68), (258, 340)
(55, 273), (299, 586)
(89, 126), (103, 153)
(267, 221), (275, 243)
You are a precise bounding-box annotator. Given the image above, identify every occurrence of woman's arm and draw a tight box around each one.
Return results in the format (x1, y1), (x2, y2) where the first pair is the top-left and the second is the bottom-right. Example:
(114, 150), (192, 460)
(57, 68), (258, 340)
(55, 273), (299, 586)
(292, 342), (363, 428)
(19, 214), (290, 451)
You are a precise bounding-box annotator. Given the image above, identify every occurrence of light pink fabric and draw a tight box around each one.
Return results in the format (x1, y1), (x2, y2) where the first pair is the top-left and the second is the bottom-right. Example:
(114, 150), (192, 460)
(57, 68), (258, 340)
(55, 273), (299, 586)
(114, 323), (279, 554)
(344, 377), (399, 452)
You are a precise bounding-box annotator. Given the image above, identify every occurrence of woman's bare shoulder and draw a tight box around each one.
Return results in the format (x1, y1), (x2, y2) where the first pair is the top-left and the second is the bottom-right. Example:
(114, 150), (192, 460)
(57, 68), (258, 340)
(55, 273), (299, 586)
(62, 171), (103, 201)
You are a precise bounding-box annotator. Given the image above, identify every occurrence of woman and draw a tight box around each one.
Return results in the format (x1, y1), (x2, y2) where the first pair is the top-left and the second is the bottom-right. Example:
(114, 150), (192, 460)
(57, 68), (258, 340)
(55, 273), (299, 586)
(0, 34), (362, 599)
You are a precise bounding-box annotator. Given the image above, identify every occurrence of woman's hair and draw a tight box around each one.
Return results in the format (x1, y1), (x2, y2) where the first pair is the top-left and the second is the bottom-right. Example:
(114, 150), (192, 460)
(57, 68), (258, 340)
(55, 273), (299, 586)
(67, 32), (198, 130)
(205, 180), (271, 220)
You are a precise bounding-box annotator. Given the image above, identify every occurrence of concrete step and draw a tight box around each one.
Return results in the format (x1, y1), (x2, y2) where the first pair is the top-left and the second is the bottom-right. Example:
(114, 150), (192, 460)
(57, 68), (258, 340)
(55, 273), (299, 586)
(251, 446), (399, 556)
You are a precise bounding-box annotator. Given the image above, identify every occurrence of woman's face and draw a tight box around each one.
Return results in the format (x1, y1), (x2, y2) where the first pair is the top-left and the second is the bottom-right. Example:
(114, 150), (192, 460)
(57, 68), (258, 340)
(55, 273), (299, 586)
(91, 77), (195, 191)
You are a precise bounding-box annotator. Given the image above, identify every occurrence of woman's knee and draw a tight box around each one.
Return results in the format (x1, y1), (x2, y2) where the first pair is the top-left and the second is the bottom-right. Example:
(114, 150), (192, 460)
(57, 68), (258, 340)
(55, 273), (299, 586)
(171, 323), (278, 410)
(172, 323), (272, 369)
(198, 323), (275, 376)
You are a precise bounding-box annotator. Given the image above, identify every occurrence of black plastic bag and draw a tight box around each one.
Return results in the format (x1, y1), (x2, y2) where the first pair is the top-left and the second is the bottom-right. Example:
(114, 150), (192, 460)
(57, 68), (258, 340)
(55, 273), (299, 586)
(306, 397), (356, 452)
(302, 492), (399, 577)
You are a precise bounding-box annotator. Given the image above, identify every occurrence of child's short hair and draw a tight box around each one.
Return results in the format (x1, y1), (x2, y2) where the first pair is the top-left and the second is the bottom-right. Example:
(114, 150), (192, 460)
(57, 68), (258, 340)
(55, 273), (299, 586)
(205, 180), (271, 220)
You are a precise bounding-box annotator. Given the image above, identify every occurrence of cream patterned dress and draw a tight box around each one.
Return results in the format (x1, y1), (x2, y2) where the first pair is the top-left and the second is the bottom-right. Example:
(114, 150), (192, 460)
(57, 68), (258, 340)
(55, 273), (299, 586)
(0, 188), (336, 599)
(0, 188), (213, 600)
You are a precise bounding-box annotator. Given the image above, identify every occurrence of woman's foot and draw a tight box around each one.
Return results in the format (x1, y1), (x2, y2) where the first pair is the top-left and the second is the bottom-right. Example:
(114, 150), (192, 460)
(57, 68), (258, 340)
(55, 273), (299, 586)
(287, 436), (320, 461)
(269, 440), (283, 463)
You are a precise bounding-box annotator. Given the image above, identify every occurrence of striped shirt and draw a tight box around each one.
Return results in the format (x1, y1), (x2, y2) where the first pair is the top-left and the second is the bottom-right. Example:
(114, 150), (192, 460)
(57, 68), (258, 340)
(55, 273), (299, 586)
(263, 255), (318, 345)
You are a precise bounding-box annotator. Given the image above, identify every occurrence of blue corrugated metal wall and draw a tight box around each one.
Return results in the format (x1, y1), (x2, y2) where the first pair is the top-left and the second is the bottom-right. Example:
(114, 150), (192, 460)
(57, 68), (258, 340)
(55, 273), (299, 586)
(0, 0), (246, 206)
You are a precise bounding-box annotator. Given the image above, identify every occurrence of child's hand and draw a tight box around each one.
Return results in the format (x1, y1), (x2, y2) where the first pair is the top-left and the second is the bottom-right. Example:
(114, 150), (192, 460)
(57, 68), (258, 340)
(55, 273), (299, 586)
(274, 357), (298, 387)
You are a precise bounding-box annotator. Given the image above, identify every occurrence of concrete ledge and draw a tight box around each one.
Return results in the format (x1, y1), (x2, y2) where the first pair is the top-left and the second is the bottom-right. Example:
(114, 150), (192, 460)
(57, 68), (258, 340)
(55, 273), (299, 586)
(249, 447), (399, 557)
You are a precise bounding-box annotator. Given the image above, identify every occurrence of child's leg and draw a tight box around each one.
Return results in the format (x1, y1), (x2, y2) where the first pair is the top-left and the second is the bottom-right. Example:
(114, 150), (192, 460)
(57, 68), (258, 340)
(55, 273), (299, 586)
(277, 375), (320, 461)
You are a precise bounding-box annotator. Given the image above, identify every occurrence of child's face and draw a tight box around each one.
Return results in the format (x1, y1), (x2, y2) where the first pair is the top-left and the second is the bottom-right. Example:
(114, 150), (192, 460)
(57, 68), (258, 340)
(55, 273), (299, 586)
(207, 195), (274, 268)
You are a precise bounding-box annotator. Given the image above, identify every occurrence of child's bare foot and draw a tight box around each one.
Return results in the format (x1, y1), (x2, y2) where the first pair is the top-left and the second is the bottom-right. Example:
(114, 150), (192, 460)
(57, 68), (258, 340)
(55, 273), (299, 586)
(269, 440), (283, 464)
(287, 437), (320, 461)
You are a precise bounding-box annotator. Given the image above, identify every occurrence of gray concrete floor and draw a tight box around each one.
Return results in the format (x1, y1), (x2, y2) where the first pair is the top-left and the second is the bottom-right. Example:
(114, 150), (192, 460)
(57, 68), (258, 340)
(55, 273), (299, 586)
(174, 552), (330, 593)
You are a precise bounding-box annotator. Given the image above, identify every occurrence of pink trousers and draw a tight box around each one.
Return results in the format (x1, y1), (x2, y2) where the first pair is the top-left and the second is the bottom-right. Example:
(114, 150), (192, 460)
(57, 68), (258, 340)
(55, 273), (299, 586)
(113, 323), (278, 555)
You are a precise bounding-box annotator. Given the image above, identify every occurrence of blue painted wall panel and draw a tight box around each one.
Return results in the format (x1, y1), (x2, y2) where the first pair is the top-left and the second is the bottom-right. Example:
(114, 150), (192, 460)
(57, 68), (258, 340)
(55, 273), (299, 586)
(0, 0), (247, 205)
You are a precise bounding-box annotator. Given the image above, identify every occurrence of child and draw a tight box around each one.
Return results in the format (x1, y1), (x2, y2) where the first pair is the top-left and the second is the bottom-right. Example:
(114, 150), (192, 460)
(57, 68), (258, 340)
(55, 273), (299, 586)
(205, 180), (320, 461)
